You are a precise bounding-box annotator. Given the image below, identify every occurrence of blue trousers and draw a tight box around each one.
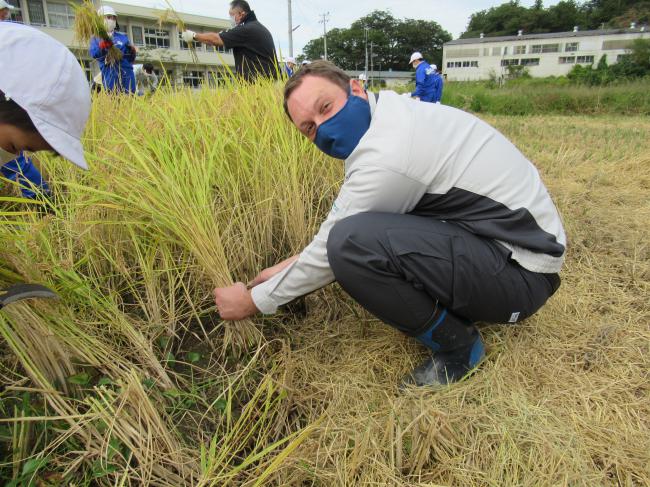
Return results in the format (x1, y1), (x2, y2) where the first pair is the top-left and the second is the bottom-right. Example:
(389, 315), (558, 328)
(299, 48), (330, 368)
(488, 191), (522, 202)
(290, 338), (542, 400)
(1, 153), (50, 199)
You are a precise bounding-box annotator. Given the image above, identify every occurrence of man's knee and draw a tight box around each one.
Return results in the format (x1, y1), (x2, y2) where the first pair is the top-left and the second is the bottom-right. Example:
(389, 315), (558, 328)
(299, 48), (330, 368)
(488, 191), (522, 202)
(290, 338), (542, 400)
(326, 213), (384, 275)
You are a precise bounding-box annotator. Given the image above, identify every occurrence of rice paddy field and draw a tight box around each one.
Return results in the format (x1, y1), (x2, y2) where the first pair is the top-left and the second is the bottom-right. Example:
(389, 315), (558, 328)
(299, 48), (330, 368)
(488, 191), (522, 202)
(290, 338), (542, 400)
(1, 81), (649, 486)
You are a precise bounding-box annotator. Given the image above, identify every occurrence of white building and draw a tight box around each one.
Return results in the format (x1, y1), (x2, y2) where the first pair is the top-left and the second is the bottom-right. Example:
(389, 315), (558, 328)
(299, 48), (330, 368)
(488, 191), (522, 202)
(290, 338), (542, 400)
(4, 0), (235, 87)
(442, 26), (649, 81)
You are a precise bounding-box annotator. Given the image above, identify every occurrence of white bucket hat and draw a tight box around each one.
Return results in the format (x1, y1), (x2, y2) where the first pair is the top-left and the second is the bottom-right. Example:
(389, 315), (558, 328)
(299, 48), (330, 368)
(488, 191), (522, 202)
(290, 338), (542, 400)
(284, 56), (296, 64)
(0, 23), (91, 169)
(0, 0), (16, 10)
(409, 51), (423, 64)
(97, 5), (117, 16)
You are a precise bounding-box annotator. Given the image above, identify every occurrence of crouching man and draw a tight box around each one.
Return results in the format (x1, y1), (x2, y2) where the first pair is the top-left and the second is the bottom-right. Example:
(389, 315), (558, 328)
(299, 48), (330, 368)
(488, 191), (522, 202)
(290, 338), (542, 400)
(213, 61), (566, 387)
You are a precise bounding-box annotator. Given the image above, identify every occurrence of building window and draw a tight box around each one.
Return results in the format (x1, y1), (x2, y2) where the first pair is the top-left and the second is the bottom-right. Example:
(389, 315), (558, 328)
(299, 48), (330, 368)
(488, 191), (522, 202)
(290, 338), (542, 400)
(462, 60), (470, 67)
(483, 48), (489, 56)
(206, 70), (226, 86)
(616, 54), (630, 62)
(503, 46), (509, 55)
(179, 32), (201, 50)
(565, 42), (579, 52)
(470, 60), (479, 67)
(183, 70), (203, 88)
(454, 61), (462, 68)
(520, 58), (539, 66)
(7, 0), (23, 22)
(144, 28), (170, 49)
(492, 47), (501, 56)
(500, 59), (519, 66)
(27, 0), (46, 26)
(531, 43), (560, 54)
(131, 26), (144, 46)
(559, 56), (576, 64)
(447, 61), (453, 68)
(206, 45), (232, 54)
(47, 2), (75, 28)
(514, 45), (526, 55)
(576, 55), (594, 64)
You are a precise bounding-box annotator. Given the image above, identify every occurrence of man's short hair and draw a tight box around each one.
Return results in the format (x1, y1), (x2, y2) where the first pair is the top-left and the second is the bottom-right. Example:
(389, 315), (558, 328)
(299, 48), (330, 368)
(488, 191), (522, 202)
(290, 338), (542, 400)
(143, 63), (154, 72)
(229, 0), (251, 13)
(283, 60), (350, 121)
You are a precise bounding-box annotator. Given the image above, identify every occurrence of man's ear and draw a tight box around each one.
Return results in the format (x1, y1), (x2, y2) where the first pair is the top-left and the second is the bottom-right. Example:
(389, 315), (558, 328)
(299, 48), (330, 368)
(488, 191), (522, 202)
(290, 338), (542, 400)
(350, 79), (368, 100)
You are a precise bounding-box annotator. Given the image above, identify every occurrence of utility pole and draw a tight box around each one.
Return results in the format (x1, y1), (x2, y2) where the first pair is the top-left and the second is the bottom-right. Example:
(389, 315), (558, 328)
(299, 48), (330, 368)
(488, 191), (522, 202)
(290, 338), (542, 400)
(287, 0), (293, 57)
(364, 27), (369, 81)
(370, 41), (374, 88)
(319, 12), (330, 60)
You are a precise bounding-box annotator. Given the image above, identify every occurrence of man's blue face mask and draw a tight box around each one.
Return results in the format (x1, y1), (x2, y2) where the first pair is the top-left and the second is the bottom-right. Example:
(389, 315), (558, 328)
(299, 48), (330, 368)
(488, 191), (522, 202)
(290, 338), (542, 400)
(314, 87), (371, 160)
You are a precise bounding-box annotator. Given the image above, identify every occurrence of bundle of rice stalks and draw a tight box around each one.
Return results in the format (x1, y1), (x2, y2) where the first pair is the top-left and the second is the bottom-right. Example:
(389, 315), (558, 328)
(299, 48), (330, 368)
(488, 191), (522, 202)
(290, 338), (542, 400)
(73, 1), (122, 65)
(159, 6), (200, 65)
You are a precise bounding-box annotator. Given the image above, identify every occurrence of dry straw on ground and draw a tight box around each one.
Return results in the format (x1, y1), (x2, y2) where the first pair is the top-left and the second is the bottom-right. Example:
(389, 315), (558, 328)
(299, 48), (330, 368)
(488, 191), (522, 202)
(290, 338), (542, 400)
(0, 81), (648, 485)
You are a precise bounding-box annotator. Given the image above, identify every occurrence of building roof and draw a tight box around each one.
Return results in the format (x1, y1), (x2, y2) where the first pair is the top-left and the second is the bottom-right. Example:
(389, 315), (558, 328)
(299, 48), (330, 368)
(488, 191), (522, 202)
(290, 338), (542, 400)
(445, 28), (648, 46)
(106, 1), (230, 29)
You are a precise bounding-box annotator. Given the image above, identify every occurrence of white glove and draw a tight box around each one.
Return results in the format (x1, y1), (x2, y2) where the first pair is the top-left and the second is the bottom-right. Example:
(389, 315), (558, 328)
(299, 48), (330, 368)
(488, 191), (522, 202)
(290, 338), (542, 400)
(181, 30), (196, 43)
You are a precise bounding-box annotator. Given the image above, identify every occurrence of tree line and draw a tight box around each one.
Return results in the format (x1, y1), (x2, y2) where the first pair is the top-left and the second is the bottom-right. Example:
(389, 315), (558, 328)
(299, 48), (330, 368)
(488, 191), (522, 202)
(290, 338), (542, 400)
(462, 0), (650, 39)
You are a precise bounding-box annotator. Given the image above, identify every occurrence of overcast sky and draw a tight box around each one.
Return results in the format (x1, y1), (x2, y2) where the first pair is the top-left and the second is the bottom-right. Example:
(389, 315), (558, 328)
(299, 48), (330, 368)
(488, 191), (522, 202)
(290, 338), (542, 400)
(122, 0), (562, 56)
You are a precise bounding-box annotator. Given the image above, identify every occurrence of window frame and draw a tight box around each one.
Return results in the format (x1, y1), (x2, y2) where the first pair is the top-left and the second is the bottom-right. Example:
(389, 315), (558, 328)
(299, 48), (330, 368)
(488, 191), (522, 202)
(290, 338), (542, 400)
(47, 1), (75, 29)
(144, 27), (171, 49)
(565, 42), (579, 52)
(26, 0), (46, 26)
(183, 70), (204, 88)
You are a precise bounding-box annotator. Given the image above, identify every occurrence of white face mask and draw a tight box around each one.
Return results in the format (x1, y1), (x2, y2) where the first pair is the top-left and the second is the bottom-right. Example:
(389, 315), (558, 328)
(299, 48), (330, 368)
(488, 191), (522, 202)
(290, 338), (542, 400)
(104, 18), (116, 32)
(0, 146), (18, 164)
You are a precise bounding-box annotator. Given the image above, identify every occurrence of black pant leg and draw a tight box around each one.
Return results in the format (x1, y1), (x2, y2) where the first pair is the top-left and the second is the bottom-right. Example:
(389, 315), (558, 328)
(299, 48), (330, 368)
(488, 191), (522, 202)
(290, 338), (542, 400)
(326, 212), (559, 334)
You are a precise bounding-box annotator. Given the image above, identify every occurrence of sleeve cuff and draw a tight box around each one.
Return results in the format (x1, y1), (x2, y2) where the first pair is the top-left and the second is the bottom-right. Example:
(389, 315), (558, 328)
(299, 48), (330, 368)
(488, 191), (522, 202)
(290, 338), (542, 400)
(250, 284), (278, 314)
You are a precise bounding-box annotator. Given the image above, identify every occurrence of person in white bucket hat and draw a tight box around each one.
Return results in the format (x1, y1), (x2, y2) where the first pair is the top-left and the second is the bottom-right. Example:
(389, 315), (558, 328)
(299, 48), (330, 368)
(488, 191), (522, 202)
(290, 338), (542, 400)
(0, 22), (91, 170)
(0, 0), (15, 21)
(0, 22), (92, 308)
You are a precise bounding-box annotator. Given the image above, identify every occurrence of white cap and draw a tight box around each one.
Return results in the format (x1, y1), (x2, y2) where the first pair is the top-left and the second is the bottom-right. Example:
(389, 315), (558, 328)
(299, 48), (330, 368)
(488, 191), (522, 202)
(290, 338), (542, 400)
(409, 52), (423, 64)
(97, 5), (117, 16)
(301, 60), (311, 65)
(0, 23), (91, 169)
(358, 73), (367, 81)
(0, 0), (16, 10)
(432, 64), (438, 70)
(284, 56), (296, 64)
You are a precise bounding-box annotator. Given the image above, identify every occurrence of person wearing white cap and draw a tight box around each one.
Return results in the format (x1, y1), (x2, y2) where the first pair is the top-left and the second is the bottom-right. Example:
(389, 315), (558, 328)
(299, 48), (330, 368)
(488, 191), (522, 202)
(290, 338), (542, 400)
(0, 1), (51, 199)
(0, 22), (91, 171)
(358, 73), (367, 89)
(90, 5), (137, 93)
(0, 0), (15, 21)
(408, 51), (439, 103)
(283, 56), (296, 77)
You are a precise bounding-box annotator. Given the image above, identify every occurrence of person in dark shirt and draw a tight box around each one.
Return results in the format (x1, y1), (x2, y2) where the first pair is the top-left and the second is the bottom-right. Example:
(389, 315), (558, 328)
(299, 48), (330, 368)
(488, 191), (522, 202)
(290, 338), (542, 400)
(182, 0), (278, 82)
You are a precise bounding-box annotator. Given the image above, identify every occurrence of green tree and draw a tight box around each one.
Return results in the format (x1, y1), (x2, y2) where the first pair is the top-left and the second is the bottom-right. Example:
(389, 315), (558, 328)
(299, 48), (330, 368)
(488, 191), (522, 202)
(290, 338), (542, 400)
(301, 10), (451, 71)
(461, 0), (648, 37)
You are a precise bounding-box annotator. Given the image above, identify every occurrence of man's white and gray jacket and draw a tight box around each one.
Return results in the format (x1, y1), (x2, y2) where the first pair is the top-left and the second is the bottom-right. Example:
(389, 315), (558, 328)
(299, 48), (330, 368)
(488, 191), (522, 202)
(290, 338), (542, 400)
(251, 91), (566, 314)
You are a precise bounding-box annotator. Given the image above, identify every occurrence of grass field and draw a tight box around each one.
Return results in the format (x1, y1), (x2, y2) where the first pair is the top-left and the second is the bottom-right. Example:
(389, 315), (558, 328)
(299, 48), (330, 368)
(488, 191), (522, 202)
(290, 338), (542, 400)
(440, 79), (650, 116)
(1, 84), (649, 485)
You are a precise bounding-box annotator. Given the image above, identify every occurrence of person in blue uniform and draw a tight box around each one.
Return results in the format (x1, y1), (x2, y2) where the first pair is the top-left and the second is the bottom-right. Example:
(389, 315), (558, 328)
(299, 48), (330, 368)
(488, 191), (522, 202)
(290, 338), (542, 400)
(433, 67), (444, 103)
(89, 6), (136, 94)
(409, 51), (437, 103)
